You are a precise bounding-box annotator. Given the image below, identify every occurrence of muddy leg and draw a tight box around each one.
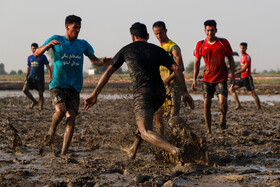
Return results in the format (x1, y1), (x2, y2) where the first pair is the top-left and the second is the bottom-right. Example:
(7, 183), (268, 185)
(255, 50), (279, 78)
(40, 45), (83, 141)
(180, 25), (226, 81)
(39, 103), (66, 155)
(204, 98), (212, 133)
(249, 90), (261, 110)
(23, 83), (37, 108)
(218, 94), (228, 130)
(137, 116), (180, 158)
(61, 111), (76, 155)
(121, 128), (142, 159)
(38, 91), (44, 111)
(229, 85), (241, 110)
(169, 85), (181, 118)
(154, 111), (164, 135)
(48, 103), (66, 144)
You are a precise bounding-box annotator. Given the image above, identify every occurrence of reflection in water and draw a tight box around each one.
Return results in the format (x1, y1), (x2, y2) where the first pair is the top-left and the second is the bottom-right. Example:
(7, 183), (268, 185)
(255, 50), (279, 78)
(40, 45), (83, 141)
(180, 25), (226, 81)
(0, 90), (279, 102)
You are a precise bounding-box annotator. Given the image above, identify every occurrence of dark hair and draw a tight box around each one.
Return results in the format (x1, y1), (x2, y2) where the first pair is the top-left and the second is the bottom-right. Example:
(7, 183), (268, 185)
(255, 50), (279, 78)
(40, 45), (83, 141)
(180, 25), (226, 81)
(130, 22), (148, 38)
(240, 42), (248, 48)
(31, 43), (38, 48)
(65, 15), (82, 25)
(204, 20), (217, 29)
(153, 21), (166, 30)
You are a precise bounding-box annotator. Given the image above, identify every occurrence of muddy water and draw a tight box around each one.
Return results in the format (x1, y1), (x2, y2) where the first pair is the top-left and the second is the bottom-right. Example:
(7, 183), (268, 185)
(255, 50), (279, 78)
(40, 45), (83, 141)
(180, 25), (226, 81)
(0, 87), (279, 186)
(0, 90), (279, 102)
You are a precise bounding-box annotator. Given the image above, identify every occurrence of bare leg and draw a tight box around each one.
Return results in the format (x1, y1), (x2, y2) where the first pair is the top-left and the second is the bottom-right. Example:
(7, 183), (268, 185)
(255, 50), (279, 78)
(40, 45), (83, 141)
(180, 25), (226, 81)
(47, 103), (66, 144)
(229, 85), (241, 110)
(61, 111), (76, 155)
(169, 84), (182, 118)
(154, 110), (164, 135)
(218, 94), (228, 130)
(248, 90), (261, 110)
(38, 91), (44, 111)
(204, 98), (212, 133)
(137, 115), (180, 156)
(121, 128), (142, 159)
(23, 84), (37, 108)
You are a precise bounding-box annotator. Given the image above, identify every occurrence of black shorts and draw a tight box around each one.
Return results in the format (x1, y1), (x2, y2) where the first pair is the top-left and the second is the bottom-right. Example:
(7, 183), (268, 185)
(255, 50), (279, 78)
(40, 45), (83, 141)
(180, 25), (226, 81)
(203, 81), (228, 98)
(133, 87), (166, 121)
(235, 76), (255, 91)
(50, 88), (80, 114)
(24, 78), (45, 91)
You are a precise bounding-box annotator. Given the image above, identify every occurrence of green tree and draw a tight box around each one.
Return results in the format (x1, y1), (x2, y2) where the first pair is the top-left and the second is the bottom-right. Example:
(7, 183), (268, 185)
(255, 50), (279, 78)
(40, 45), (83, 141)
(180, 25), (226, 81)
(0, 63), (7, 75)
(185, 61), (194, 73)
(17, 70), (23, 74)
(10, 70), (17, 75)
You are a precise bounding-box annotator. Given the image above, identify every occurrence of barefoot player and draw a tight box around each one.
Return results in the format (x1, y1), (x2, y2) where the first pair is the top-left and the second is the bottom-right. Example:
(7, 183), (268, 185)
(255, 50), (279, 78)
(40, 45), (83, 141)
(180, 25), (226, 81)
(23, 43), (52, 110)
(84, 22), (194, 161)
(229, 42), (261, 110)
(152, 21), (184, 135)
(35, 15), (112, 155)
(192, 20), (235, 133)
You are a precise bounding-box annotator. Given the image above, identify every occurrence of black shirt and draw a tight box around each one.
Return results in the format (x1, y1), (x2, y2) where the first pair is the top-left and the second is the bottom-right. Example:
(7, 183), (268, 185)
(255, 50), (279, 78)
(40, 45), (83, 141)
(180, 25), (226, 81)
(112, 41), (175, 93)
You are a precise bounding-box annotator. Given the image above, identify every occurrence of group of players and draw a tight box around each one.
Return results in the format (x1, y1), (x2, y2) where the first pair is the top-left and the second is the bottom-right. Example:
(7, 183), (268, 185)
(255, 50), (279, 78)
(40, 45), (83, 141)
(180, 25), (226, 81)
(23, 15), (261, 161)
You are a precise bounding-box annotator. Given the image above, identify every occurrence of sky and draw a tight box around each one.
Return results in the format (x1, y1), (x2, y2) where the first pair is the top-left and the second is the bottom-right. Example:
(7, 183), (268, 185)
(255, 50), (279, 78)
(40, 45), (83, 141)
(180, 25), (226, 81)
(0, 0), (279, 73)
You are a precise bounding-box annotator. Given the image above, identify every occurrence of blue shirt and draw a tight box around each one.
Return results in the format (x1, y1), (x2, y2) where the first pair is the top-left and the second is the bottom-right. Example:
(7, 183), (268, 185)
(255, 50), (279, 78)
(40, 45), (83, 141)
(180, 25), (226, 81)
(43, 35), (94, 92)
(27, 54), (49, 82)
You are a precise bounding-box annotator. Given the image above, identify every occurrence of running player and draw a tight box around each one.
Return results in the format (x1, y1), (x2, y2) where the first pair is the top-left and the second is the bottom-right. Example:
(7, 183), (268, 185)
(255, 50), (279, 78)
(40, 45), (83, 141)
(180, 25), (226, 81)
(229, 42), (261, 110)
(192, 20), (235, 133)
(84, 22), (194, 161)
(23, 43), (52, 110)
(152, 21), (184, 135)
(35, 15), (112, 155)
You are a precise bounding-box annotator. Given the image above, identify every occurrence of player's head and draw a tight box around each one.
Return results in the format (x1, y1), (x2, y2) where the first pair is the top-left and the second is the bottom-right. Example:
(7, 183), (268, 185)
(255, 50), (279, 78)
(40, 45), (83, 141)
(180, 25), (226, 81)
(240, 42), (248, 48)
(65, 15), (82, 40)
(152, 21), (168, 43)
(153, 21), (166, 30)
(204, 20), (217, 40)
(240, 42), (248, 54)
(31, 43), (38, 53)
(130, 22), (149, 41)
(204, 20), (217, 29)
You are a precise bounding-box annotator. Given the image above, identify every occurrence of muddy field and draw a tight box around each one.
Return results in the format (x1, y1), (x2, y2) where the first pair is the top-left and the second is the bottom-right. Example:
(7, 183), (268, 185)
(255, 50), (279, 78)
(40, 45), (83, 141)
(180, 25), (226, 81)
(0, 83), (279, 186)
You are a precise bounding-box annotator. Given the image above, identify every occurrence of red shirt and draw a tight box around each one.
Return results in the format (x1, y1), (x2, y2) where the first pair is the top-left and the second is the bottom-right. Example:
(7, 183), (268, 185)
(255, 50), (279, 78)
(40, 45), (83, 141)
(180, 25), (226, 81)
(240, 53), (251, 78)
(194, 38), (233, 83)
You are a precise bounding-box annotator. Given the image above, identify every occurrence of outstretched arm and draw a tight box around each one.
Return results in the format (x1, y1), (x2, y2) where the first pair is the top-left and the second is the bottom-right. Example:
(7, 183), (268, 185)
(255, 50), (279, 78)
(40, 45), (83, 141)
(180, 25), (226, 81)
(89, 54), (112, 66)
(170, 64), (194, 109)
(83, 65), (117, 110)
(191, 57), (201, 91)
(34, 40), (60, 57)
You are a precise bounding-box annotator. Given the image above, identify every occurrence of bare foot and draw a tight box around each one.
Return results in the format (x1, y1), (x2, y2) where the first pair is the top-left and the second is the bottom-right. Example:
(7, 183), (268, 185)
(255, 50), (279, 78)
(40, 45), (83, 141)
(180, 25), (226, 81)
(173, 149), (184, 165)
(206, 124), (211, 134)
(121, 146), (136, 159)
(38, 134), (53, 155)
(219, 117), (227, 130)
(234, 105), (242, 110)
(29, 101), (38, 109)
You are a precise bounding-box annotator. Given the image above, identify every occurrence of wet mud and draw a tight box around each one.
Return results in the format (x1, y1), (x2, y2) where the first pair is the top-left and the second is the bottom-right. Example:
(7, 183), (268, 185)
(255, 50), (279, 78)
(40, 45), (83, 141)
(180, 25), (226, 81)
(0, 84), (279, 186)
